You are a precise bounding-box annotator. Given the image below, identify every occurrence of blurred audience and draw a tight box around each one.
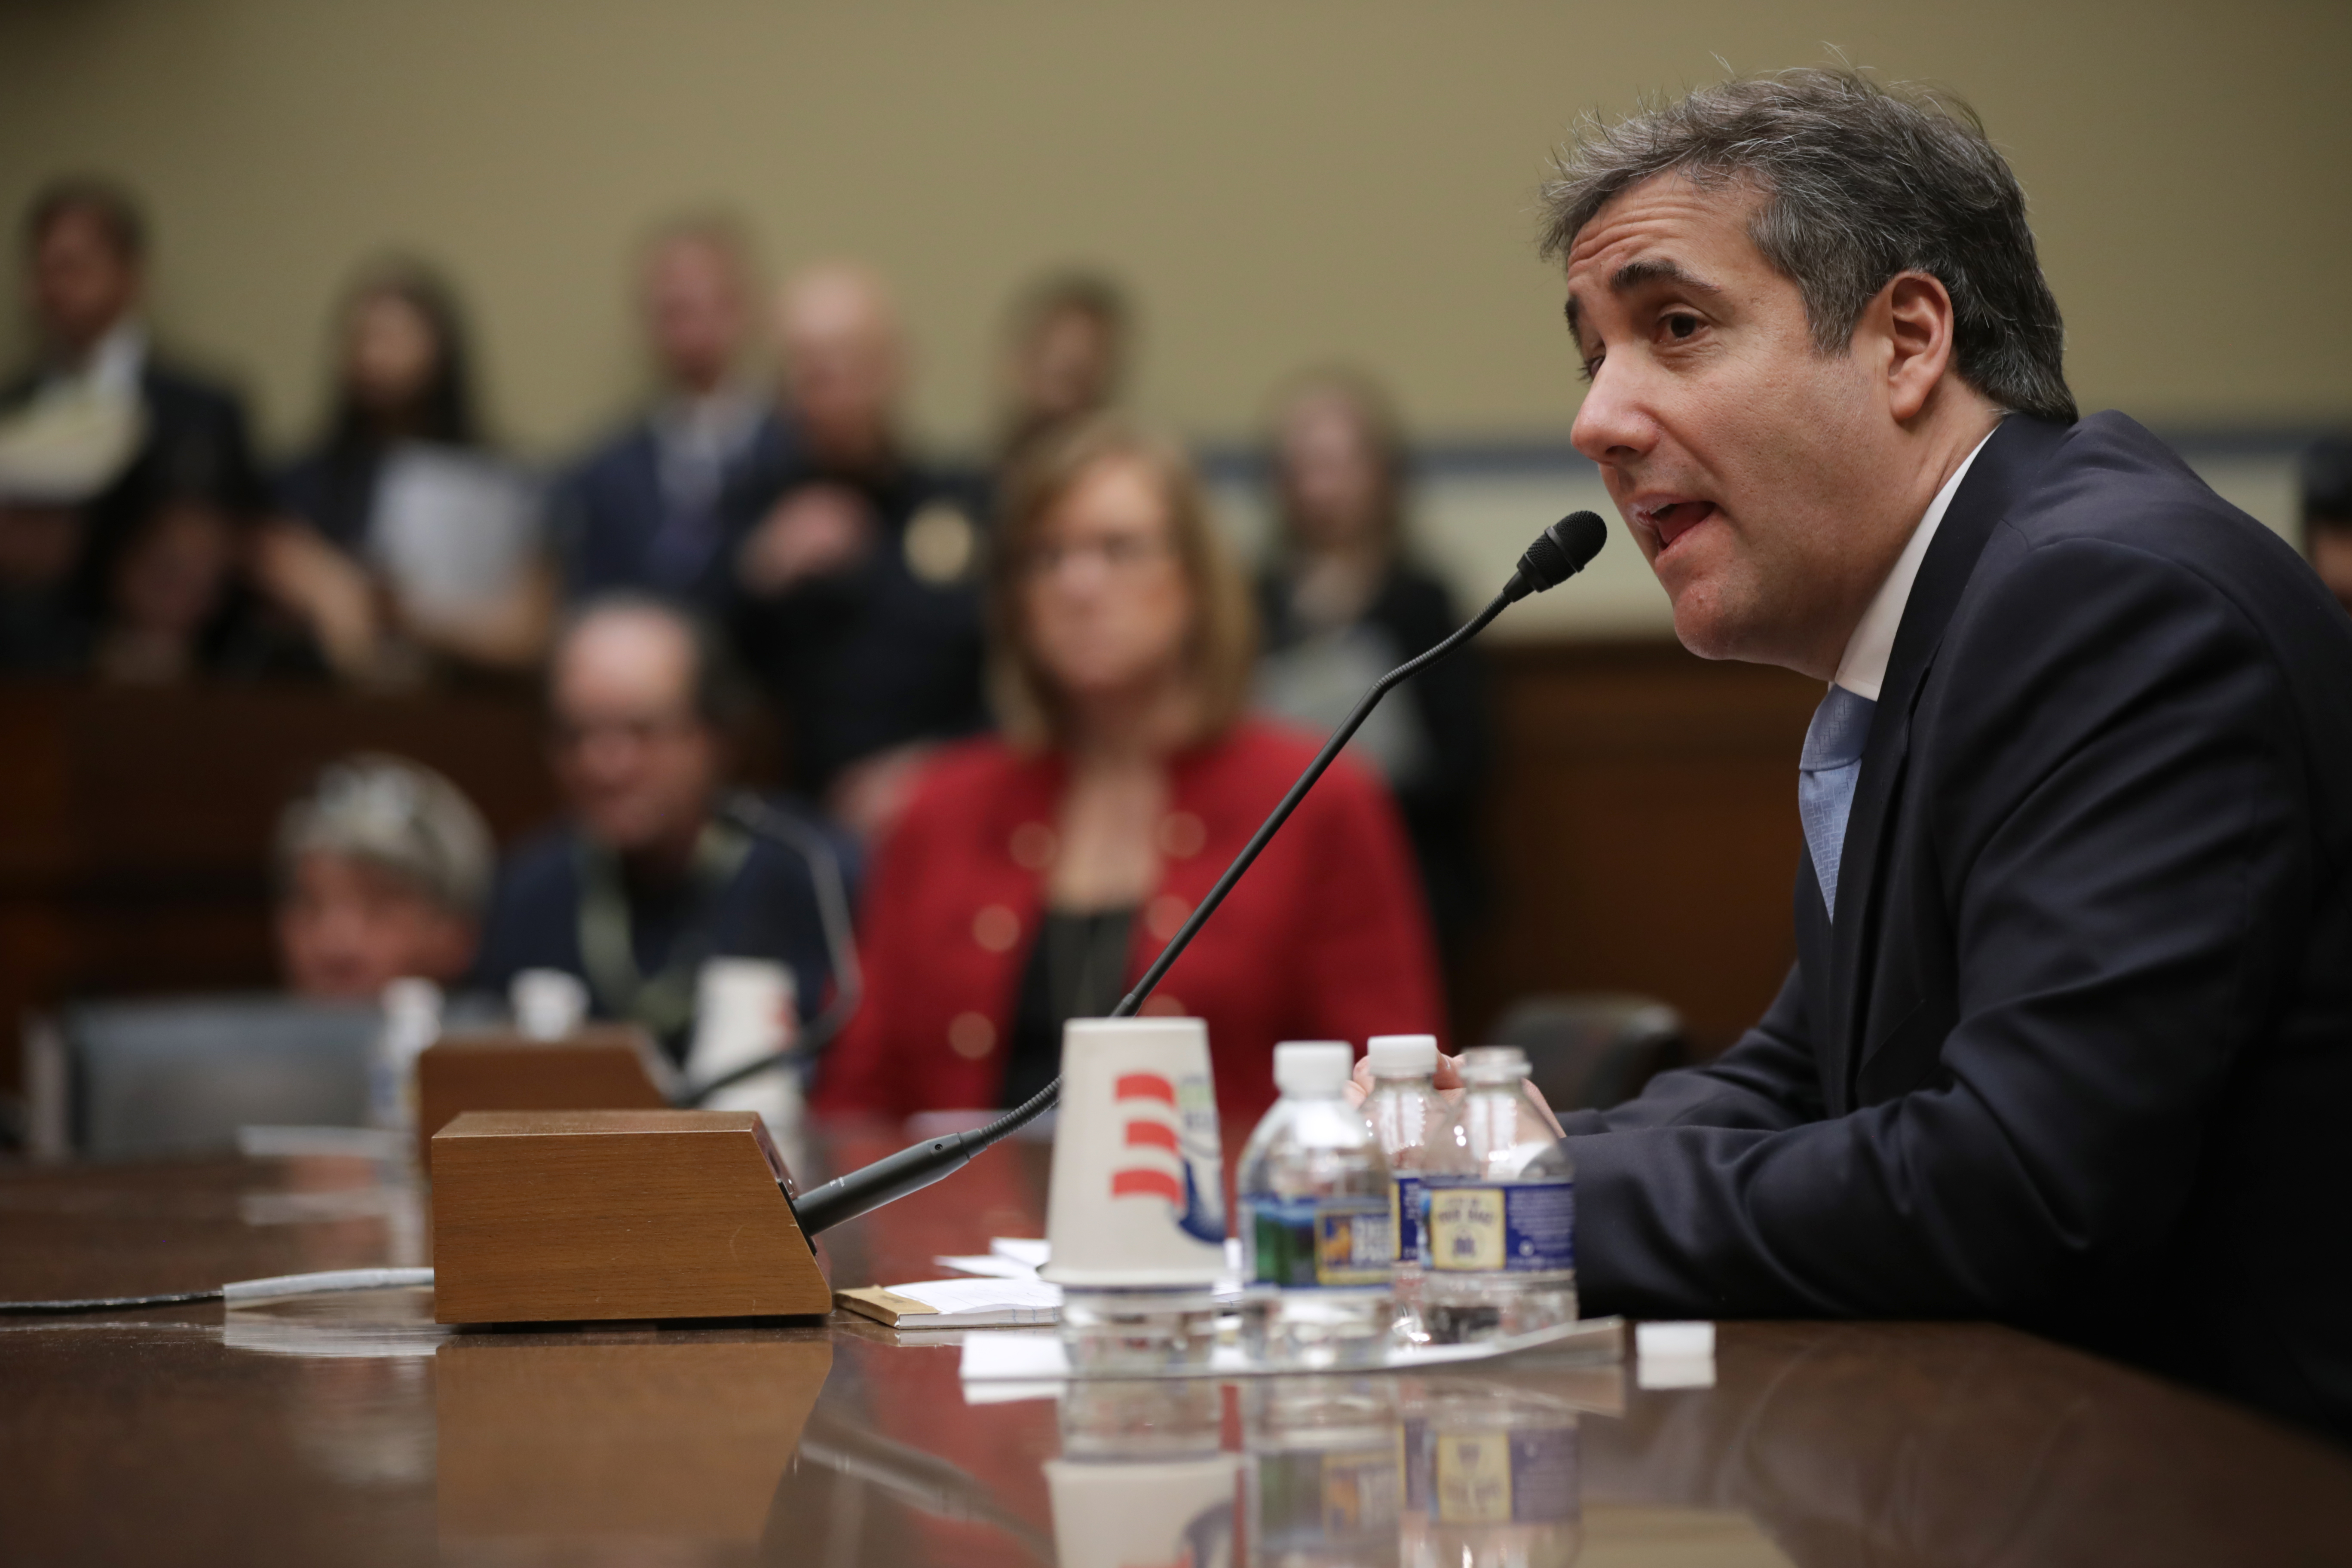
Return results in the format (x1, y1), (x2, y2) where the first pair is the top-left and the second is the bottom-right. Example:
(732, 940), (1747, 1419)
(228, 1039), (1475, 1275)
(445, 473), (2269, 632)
(730, 263), (989, 836)
(471, 595), (850, 1061)
(996, 270), (1131, 467)
(1253, 369), (1489, 956)
(87, 453), (324, 684)
(2302, 432), (2352, 615)
(2, 176), (267, 671)
(813, 415), (1442, 1134)
(263, 258), (551, 684)
(0, 388), (140, 670)
(275, 754), (493, 1000)
(555, 215), (787, 609)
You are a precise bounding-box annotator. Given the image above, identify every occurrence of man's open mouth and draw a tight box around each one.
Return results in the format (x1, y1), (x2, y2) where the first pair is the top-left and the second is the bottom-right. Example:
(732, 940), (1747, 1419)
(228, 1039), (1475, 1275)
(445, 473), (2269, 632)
(1639, 499), (1719, 554)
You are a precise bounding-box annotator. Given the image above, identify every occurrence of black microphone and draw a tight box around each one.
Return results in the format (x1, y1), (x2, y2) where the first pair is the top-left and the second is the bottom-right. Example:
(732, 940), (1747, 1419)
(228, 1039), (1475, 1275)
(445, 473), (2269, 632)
(789, 512), (1608, 1236)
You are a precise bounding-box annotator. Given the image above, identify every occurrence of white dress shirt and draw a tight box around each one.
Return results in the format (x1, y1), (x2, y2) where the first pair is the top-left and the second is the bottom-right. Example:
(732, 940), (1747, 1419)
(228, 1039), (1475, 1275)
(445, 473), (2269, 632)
(1831, 424), (2002, 701)
(40, 319), (147, 404)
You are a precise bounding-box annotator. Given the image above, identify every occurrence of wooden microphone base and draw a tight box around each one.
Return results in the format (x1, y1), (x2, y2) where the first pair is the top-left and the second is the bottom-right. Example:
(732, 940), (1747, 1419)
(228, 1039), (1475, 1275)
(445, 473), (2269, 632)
(429, 1109), (833, 1325)
(414, 1026), (671, 1171)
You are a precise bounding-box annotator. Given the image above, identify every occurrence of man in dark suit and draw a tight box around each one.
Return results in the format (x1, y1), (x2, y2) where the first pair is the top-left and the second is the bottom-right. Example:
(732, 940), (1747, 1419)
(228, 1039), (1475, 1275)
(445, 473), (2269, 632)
(3, 177), (266, 667)
(1527, 69), (2352, 1438)
(471, 595), (852, 1064)
(552, 217), (789, 611)
(727, 263), (989, 836)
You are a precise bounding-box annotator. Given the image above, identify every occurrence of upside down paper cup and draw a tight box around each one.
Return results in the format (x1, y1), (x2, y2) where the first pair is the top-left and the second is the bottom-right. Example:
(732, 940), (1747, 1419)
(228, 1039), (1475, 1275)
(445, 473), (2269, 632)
(1039, 1017), (1228, 1287)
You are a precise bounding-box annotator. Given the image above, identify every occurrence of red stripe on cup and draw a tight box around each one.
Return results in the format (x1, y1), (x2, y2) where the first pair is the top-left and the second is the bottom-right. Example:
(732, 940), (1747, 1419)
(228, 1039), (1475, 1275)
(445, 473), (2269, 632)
(1111, 1168), (1185, 1204)
(1123, 1120), (1180, 1152)
(1114, 1073), (1177, 1106)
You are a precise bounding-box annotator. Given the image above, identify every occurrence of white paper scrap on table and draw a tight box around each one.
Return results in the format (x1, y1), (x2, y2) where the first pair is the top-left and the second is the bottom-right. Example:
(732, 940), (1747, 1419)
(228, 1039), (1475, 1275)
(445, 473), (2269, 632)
(878, 1277), (1063, 1327)
(1635, 1321), (1715, 1358)
(1635, 1320), (1717, 1389)
(990, 1237), (1051, 1270)
(934, 1253), (1041, 1281)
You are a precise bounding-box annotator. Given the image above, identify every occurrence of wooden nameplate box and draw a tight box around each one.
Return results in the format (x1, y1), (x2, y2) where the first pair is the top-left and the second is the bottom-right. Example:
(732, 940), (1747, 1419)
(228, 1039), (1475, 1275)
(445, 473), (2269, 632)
(414, 1024), (671, 1170)
(429, 1109), (833, 1325)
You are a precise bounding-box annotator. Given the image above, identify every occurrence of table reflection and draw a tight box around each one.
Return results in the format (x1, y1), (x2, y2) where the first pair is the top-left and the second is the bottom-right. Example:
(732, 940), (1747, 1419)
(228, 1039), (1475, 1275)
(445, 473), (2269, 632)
(434, 1334), (833, 1560)
(1402, 1378), (1583, 1568)
(1049, 1382), (1237, 1568)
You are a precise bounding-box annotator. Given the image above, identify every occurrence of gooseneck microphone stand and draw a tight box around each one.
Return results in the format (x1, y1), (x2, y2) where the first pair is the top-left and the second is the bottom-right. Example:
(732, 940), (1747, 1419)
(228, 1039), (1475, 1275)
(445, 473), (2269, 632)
(788, 512), (1610, 1237)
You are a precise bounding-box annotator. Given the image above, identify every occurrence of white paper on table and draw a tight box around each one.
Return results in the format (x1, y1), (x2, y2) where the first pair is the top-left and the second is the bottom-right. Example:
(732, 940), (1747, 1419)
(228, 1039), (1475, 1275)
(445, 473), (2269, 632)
(876, 1276), (1063, 1327)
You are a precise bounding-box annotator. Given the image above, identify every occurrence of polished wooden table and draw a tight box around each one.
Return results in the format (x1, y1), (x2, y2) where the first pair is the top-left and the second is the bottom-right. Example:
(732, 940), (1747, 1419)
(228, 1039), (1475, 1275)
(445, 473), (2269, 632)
(4, 1128), (2349, 1566)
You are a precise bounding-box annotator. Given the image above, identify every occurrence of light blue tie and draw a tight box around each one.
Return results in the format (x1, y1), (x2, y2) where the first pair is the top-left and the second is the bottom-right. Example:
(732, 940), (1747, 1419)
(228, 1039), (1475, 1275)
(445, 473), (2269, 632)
(1800, 684), (1877, 920)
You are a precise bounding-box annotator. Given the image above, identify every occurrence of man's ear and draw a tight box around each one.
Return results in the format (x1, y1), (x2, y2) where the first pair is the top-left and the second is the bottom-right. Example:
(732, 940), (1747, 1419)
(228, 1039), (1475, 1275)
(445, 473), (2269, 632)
(1877, 271), (1958, 424)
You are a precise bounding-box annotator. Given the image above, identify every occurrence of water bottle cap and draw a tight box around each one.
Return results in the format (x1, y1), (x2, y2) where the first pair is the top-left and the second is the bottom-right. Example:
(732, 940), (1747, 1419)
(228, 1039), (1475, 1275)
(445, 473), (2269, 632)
(1365, 1034), (1439, 1077)
(1273, 1041), (1354, 1096)
(1458, 1045), (1531, 1084)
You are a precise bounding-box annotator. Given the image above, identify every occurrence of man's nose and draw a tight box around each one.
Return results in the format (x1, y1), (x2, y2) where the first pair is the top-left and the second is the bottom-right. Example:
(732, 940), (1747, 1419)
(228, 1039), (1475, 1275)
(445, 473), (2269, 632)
(1570, 358), (1659, 467)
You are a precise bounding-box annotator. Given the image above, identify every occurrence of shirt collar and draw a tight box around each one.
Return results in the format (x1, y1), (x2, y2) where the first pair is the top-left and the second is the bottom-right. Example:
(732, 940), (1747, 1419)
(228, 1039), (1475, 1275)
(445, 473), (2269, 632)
(1831, 423), (2001, 702)
(653, 385), (763, 451)
(47, 319), (147, 401)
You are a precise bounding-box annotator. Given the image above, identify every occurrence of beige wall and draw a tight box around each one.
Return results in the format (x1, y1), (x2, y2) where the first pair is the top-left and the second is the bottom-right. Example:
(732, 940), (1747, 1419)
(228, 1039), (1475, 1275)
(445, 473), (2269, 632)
(2, 0), (2346, 462)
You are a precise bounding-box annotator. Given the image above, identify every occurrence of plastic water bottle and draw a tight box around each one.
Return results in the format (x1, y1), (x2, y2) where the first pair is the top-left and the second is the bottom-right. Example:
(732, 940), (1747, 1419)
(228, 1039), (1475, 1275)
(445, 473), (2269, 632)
(1419, 1047), (1576, 1344)
(367, 978), (444, 1137)
(1361, 1033), (1448, 1343)
(1238, 1041), (1395, 1368)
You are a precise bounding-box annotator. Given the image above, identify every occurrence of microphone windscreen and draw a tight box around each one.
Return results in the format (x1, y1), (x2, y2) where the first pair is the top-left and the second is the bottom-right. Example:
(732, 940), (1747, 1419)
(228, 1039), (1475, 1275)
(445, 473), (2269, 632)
(1517, 511), (1608, 593)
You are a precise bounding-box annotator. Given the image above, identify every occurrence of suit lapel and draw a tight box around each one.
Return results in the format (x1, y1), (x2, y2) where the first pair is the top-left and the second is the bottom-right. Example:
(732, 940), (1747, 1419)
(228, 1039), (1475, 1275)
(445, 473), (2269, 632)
(1824, 415), (2074, 1105)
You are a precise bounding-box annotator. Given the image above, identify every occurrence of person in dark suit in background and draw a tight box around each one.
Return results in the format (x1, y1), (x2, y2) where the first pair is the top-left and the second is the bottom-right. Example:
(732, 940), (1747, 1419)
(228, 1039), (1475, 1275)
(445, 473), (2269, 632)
(1254, 368), (1489, 960)
(471, 594), (849, 1063)
(554, 216), (788, 611)
(1384, 69), (2351, 1438)
(2300, 432), (2352, 616)
(2, 176), (267, 667)
(729, 263), (989, 838)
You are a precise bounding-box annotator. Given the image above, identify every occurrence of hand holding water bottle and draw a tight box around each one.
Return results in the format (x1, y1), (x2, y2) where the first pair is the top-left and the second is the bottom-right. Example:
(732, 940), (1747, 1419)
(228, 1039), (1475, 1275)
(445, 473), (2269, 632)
(1347, 1049), (1565, 1139)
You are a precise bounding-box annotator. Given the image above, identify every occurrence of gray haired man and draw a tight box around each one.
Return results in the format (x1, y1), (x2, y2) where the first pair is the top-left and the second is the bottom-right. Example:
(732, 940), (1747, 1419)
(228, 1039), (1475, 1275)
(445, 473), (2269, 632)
(1499, 70), (2351, 1438)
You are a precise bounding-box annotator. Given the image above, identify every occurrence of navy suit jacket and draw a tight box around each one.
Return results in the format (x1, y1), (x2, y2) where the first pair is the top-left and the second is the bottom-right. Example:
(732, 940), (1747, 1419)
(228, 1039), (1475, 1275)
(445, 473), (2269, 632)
(1559, 413), (2352, 1439)
(470, 799), (856, 1063)
(553, 410), (791, 609)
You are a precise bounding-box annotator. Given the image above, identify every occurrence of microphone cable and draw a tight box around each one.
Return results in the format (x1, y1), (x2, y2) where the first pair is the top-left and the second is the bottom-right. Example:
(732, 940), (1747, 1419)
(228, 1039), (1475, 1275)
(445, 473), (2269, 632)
(0, 1267), (437, 1316)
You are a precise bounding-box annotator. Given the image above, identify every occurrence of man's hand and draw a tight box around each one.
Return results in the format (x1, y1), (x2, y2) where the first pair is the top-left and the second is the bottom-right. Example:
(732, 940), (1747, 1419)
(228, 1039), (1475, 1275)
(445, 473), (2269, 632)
(1345, 1050), (1564, 1138)
(738, 484), (876, 595)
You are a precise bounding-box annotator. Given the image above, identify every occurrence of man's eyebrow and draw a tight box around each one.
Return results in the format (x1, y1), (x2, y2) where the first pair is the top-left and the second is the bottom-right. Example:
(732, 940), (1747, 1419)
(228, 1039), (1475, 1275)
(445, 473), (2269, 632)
(1614, 256), (1721, 297)
(1565, 256), (1723, 337)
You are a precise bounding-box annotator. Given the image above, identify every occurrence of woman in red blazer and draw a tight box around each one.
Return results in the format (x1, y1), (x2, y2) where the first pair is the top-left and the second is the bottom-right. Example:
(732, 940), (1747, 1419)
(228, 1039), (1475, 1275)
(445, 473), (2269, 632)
(813, 415), (1444, 1138)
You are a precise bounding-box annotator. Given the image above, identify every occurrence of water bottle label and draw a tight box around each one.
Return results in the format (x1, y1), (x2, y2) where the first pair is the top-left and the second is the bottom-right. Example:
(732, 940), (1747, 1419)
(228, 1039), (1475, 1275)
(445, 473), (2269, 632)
(1423, 1178), (1574, 1273)
(1246, 1195), (1394, 1288)
(1390, 1173), (1424, 1263)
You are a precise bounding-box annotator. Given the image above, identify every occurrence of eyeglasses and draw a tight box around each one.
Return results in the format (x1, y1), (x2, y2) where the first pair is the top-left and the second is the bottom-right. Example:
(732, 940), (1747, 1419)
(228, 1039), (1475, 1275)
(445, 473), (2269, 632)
(1017, 531), (1173, 579)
